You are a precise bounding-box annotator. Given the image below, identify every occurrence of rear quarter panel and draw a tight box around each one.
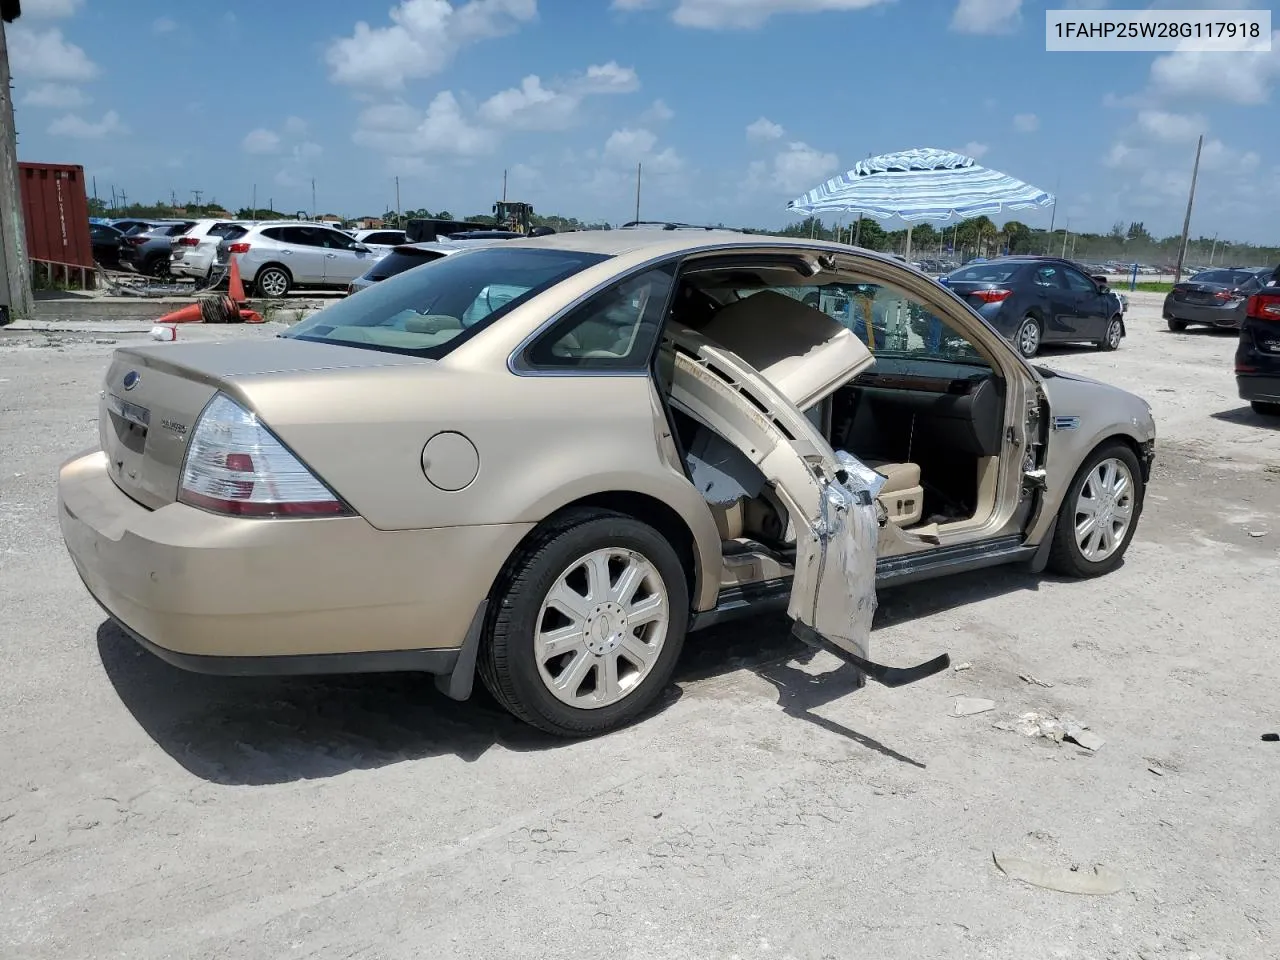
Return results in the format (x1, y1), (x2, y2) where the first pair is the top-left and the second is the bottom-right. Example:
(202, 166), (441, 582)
(234, 366), (724, 610)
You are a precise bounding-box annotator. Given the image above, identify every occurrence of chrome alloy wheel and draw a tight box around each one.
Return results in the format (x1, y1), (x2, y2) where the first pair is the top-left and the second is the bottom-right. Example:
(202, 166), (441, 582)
(534, 548), (670, 709)
(1073, 457), (1135, 562)
(1106, 318), (1123, 348)
(1018, 318), (1041, 356)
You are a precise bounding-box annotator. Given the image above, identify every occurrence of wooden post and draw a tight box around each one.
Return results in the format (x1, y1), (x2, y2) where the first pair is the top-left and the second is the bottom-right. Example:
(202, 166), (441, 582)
(1173, 134), (1203, 284)
(0, 19), (34, 319)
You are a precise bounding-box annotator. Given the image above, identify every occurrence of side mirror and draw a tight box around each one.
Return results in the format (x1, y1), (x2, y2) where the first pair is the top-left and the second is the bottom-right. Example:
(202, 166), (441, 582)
(352, 242), (369, 252)
(1091, 274), (1109, 285)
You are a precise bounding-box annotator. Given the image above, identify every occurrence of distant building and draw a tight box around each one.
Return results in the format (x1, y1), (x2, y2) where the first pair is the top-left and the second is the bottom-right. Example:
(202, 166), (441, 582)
(316, 214), (343, 225)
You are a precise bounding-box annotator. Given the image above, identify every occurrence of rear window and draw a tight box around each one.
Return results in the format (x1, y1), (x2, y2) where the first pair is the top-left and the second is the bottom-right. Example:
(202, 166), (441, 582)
(286, 246), (609, 357)
(1190, 269), (1254, 287)
(368, 247), (448, 280)
(946, 263), (1019, 283)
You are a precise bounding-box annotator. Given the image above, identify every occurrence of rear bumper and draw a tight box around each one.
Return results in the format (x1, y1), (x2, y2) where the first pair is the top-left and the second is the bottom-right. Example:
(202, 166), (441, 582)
(59, 449), (532, 674)
(1163, 300), (1245, 328)
(1237, 374), (1280, 404)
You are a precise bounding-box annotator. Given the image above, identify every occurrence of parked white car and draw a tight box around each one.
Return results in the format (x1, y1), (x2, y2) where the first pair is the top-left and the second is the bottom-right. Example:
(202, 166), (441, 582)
(170, 219), (255, 281)
(213, 222), (381, 297)
(351, 228), (408, 256)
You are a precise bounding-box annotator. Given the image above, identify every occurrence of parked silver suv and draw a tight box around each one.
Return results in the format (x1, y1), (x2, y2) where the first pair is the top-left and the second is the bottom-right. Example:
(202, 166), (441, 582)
(215, 222), (380, 297)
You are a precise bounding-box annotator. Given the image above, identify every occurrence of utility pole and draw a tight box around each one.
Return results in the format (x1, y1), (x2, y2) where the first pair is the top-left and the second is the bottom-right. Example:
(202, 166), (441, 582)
(502, 168), (507, 202)
(1061, 219), (1070, 258)
(251, 184), (256, 219)
(1046, 176), (1059, 255)
(119, 189), (128, 210)
(191, 188), (203, 207)
(310, 178), (316, 220)
(1208, 231), (1219, 266)
(395, 175), (401, 226)
(0, 14), (35, 320)
(634, 162), (641, 222)
(1173, 134), (1203, 284)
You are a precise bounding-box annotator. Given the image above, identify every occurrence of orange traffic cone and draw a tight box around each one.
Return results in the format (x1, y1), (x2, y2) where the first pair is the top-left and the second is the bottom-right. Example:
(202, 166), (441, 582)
(228, 255), (246, 304)
(154, 303), (204, 324)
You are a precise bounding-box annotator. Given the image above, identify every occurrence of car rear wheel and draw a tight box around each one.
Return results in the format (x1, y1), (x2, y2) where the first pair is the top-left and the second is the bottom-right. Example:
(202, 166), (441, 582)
(144, 255), (170, 278)
(478, 507), (689, 737)
(1251, 400), (1280, 417)
(1015, 315), (1042, 359)
(255, 266), (291, 298)
(1098, 316), (1123, 351)
(1047, 442), (1144, 578)
(1166, 317), (1188, 332)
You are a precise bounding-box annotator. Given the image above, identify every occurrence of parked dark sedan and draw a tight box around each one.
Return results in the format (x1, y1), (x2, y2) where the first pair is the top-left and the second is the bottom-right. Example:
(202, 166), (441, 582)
(940, 256), (1124, 358)
(89, 222), (124, 268)
(1235, 288), (1280, 416)
(1164, 267), (1273, 332)
(119, 221), (196, 276)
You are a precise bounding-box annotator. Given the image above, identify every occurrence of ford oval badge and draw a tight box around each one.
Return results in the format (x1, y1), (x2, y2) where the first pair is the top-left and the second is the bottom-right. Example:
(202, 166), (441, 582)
(122, 371), (140, 391)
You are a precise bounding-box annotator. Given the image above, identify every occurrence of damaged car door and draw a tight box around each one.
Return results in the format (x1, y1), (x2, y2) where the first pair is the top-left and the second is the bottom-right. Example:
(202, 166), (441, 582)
(666, 324), (950, 686)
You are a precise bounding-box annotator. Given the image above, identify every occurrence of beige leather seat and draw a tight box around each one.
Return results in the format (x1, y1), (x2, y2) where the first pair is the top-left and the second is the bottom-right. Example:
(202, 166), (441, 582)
(865, 459), (924, 527)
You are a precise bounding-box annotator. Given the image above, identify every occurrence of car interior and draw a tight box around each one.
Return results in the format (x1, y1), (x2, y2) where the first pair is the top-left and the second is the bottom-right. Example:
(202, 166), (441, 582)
(654, 263), (1008, 574)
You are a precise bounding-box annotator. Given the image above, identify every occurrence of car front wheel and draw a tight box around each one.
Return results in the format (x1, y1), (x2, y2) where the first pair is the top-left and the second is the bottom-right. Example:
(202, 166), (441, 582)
(1015, 315), (1041, 358)
(478, 507), (689, 737)
(1099, 316), (1123, 351)
(1047, 442), (1144, 578)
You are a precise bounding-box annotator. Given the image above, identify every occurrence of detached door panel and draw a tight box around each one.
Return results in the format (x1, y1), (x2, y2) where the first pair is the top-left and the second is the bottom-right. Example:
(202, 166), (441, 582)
(666, 327), (882, 660)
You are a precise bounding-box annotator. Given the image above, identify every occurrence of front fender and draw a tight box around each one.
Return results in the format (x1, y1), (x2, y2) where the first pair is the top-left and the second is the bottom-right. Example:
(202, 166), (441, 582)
(1031, 372), (1155, 542)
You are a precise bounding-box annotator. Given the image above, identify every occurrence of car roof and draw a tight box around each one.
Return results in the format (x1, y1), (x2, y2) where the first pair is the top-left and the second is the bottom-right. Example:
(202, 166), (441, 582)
(501, 228), (856, 259)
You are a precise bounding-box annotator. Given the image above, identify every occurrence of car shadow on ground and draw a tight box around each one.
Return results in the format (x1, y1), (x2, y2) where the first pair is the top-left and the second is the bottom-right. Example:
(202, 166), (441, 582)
(97, 565), (1046, 786)
(1211, 405), (1280, 429)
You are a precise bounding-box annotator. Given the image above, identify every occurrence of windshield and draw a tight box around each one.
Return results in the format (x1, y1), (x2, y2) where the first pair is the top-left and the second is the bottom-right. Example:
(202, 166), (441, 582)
(1189, 269), (1254, 287)
(285, 246), (608, 357)
(945, 263), (1019, 283)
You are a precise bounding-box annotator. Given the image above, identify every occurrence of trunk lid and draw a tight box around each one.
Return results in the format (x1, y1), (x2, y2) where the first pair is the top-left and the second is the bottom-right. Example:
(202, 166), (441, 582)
(941, 280), (1009, 310)
(98, 338), (430, 509)
(1172, 281), (1229, 304)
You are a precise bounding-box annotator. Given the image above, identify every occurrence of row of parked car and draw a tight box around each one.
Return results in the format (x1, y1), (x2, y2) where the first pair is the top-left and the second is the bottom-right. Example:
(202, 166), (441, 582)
(88, 216), (510, 296)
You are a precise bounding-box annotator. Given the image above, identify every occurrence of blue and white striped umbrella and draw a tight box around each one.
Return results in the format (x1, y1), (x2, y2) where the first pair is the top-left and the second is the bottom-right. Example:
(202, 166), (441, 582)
(787, 147), (1054, 223)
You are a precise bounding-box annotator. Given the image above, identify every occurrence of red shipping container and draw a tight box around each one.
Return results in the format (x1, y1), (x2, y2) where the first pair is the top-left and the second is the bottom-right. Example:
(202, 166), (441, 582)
(18, 161), (93, 268)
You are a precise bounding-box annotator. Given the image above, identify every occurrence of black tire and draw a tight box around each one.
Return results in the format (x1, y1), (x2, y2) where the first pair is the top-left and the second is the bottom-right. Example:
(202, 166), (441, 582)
(1166, 317), (1188, 332)
(255, 265), (291, 298)
(1014, 314), (1042, 359)
(477, 507), (690, 737)
(143, 255), (170, 278)
(1047, 441), (1145, 579)
(1098, 316), (1123, 351)
(1251, 400), (1280, 417)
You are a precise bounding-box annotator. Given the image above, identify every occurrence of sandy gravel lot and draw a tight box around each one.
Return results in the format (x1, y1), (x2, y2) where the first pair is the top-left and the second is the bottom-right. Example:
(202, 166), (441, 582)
(2, 294), (1278, 960)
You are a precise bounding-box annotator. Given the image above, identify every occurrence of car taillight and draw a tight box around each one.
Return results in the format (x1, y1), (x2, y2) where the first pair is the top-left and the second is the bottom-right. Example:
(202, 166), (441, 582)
(1246, 292), (1280, 321)
(178, 237), (200, 247)
(972, 289), (1012, 303)
(178, 393), (351, 518)
(126, 236), (148, 246)
(228, 242), (251, 254)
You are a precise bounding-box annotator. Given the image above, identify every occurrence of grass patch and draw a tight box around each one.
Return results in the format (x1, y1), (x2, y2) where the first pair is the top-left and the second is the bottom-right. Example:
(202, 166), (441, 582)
(1131, 281), (1174, 293)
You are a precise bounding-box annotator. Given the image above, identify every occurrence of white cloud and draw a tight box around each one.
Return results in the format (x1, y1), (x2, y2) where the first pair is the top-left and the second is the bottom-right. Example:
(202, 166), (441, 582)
(670, 0), (890, 29)
(603, 127), (683, 174)
(571, 61), (640, 94)
(759, 141), (839, 195)
(282, 116), (309, 136)
(479, 75), (580, 130)
(326, 0), (538, 90)
(47, 110), (125, 139)
(746, 117), (785, 141)
(639, 99), (674, 124)
(1135, 109), (1204, 143)
(19, 0), (83, 17)
(1103, 141), (1140, 168)
(21, 82), (89, 109)
(242, 128), (283, 154)
(152, 17), (178, 35)
(1012, 112), (1039, 132)
(950, 0), (1021, 34)
(354, 91), (498, 156)
(1149, 31), (1280, 104)
(959, 141), (989, 160)
(274, 142), (325, 189)
(7, 26), (98, 82)
(475, 62), (640, 133)
(611, 0), (657, 8)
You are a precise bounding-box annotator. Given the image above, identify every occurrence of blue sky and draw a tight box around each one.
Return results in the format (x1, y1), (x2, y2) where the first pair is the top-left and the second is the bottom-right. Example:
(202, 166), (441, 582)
(8, 0), (1280, 242)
